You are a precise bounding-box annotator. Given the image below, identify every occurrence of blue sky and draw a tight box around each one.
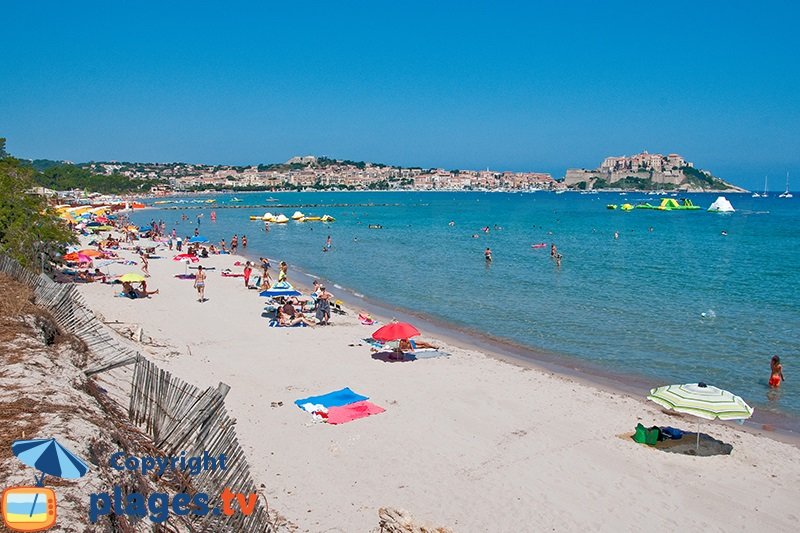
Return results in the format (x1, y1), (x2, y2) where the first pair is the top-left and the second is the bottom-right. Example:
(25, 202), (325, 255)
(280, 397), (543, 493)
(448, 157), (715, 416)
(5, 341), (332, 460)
(2, 0), (798, 189)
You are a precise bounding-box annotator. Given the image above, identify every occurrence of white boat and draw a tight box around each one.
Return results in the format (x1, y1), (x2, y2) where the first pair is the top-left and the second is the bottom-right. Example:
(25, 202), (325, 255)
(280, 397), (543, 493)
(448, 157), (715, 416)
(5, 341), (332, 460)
(752, 177), (762, 197)
(274, 214), (289, 223)
(291, 211), (305, 220)
(761, 176), (768, 198)
(779, 173), (793, 198)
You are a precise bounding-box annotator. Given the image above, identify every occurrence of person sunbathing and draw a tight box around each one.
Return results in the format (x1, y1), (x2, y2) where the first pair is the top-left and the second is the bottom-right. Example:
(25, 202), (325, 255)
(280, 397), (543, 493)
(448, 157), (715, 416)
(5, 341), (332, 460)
(399, 339), (438, 351)
(277, 307), (315, 327)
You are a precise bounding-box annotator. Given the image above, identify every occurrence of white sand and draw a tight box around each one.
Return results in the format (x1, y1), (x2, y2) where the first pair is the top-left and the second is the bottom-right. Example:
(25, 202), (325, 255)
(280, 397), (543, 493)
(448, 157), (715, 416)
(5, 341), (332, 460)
(76, 236), (800, 532)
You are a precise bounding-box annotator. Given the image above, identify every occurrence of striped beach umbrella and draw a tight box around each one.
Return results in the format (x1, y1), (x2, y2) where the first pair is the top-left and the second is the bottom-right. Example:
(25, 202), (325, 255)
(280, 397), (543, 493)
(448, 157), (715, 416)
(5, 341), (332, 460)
(12, 438), (89, 485)
(259, 281), (301, 298)
(647, 382), (753, 452)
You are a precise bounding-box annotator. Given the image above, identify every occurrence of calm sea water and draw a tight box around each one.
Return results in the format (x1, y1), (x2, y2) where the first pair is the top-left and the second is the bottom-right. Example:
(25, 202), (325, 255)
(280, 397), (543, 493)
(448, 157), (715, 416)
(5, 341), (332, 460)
(131, 191), (800, 421)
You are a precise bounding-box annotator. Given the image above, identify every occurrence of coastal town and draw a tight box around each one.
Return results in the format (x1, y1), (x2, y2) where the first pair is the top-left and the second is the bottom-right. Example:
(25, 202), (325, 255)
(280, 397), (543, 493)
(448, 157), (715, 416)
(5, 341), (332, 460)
(87, 156), (558, 192)
(44, 150), (740, 195)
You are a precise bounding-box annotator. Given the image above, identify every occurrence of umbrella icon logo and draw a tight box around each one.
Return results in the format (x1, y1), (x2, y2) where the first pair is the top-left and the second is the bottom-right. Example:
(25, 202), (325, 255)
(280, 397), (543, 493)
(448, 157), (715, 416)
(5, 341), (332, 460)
(2, 438), (89, 532)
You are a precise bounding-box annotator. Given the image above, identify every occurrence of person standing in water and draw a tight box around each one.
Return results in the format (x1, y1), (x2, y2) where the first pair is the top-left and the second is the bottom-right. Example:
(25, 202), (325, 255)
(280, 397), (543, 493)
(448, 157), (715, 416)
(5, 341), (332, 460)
(770, 355), (785, 388)
(484, 247), (492, 262)
(325, 234), (332, 250)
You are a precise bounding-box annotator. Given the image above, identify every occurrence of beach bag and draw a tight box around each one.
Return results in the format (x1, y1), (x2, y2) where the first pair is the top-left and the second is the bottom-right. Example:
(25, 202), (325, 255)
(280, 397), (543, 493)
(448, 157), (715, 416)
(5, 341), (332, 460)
(661, 427), (684, 440)
(645, 426), (662, 445)
(633, 423), (647, 444)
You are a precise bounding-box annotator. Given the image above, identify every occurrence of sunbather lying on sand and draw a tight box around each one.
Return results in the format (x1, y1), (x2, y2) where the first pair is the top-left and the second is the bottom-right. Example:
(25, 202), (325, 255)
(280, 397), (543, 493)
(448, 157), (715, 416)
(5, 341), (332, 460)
(276, 306), (316, 327)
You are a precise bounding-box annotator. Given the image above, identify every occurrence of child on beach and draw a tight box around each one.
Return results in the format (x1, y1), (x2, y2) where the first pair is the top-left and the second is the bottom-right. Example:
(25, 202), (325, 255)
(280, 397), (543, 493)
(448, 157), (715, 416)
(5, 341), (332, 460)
(194, 265), (207, 302)
(243, 262), (252, 288)
(770, 355), (785, 388)
(278, 261), (288, 282)
(140, 253), (149, 277)
(242, 234), (247, 248)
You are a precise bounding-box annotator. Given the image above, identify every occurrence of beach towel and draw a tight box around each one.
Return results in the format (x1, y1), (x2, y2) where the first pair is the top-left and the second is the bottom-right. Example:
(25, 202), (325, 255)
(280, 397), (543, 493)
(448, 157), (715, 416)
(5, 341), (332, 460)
(294, 387), (368, 409)
(327, 400), (385, 425)
(174, 273), (196, 279)
(221, 272), (244, 277)
(268, 319), (307, 327)
(411, 348), (450, 359)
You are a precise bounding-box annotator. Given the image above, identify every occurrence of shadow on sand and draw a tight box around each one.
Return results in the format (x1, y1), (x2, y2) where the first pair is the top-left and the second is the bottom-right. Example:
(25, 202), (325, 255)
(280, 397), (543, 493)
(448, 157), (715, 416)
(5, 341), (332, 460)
(652, 432), (733, 457)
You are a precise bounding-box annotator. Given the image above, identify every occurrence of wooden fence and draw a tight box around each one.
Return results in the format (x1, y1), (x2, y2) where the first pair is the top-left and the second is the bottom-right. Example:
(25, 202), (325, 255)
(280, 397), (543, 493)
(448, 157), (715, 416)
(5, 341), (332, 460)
(0, 254), (273, 532)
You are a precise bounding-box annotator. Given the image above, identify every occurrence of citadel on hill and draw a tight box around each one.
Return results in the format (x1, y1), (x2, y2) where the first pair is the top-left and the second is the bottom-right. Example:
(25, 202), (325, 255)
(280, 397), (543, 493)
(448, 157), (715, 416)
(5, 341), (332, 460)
(564, 150), (745, 192)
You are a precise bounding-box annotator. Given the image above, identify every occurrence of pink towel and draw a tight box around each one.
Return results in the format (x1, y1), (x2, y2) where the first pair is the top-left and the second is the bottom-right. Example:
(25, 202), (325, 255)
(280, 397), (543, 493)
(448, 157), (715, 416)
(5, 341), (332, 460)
(326, 400), (385, 425)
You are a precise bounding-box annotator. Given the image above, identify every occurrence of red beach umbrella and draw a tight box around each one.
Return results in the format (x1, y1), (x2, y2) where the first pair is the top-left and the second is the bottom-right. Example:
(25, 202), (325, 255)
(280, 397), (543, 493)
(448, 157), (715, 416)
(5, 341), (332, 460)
(172, 254), (199, 263)
(372, 322), (421, 342)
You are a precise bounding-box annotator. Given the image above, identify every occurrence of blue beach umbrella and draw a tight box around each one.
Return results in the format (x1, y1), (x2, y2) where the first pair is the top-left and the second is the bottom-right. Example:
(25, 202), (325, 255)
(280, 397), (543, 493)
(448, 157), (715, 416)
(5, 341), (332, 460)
(12, 438), (89, 486)
(187, 236), (209, 244)
(259, 281), (301, 298)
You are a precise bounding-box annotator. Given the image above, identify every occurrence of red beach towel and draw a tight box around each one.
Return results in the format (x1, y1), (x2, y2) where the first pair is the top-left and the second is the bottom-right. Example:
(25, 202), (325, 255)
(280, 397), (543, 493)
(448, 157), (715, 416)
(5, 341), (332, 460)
(326, 400), (385, 425)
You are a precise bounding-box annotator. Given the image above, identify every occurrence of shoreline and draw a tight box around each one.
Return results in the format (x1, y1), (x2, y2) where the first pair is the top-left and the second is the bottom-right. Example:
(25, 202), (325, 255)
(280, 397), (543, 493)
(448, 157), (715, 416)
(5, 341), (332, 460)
(234, 248), (800, 442)
(73, 231), (800, 531)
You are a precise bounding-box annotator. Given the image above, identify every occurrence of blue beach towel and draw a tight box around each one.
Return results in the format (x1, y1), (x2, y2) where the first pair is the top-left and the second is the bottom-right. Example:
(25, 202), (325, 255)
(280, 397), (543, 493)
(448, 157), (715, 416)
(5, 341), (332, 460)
(294, 387), (368, 409)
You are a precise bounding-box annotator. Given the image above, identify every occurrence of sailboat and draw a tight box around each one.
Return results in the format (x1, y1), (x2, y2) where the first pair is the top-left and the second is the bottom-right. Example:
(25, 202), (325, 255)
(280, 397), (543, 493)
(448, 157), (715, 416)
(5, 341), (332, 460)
(752, 176), (765, 197)
(779, 173), (793, 198)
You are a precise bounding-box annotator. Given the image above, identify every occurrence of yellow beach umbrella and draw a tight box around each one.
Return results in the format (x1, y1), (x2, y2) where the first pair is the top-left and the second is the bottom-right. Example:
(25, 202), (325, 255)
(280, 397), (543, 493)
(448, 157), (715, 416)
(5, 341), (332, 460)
(119, 272), (146, 283)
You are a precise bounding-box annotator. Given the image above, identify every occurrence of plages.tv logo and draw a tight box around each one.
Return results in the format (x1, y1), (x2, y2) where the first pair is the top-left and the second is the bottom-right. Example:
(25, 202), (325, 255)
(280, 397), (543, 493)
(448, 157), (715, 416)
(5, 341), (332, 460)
(1, 438), (89, 532)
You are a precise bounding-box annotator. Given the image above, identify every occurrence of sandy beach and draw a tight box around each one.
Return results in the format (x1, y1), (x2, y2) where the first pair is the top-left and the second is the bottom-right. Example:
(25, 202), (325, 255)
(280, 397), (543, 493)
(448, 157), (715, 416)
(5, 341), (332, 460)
(75, 234), (800, 532)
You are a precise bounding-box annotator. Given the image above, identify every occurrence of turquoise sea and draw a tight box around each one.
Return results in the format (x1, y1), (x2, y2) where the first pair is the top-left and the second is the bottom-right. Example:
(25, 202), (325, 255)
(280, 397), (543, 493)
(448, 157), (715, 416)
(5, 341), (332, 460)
(131, 191), (800, 429)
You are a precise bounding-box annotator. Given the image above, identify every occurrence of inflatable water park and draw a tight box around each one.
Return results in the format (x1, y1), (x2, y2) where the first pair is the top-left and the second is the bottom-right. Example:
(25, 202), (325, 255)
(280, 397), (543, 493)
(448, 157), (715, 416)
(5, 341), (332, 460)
(607, 197), (735, 213)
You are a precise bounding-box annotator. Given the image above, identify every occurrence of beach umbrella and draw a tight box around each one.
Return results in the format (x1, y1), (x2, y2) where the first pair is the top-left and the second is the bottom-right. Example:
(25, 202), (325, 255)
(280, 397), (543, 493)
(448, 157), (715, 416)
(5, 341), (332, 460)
(77, 254), (93, 265)
(647, 382), (754, 452)
(259, 281), (301, 298)
(119, 272), (146, 283)
(372, 322), (420, 342)
(12, 438), (89, 486)
(173, 254), (199, 263)
(187, 236), (209, 244)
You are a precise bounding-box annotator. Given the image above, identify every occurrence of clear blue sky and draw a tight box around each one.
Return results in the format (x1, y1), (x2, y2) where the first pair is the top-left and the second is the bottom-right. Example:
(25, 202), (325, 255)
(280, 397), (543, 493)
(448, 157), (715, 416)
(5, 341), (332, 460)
(2, 0), (798, 189)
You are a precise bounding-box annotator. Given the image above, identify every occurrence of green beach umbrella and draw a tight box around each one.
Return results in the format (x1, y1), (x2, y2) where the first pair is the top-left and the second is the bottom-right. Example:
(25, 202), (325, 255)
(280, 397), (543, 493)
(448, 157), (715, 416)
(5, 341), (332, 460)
(647, 382), (754, 452)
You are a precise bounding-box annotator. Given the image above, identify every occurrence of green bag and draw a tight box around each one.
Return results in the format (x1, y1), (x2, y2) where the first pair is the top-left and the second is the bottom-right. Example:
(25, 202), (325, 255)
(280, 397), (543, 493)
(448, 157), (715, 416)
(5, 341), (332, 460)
(644, 426), (660, 446)
(633, 423), (647, 444)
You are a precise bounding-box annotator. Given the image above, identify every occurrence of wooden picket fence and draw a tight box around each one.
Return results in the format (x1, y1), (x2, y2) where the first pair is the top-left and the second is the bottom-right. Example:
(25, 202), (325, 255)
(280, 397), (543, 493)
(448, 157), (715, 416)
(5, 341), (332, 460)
(0, 254), (274, 532)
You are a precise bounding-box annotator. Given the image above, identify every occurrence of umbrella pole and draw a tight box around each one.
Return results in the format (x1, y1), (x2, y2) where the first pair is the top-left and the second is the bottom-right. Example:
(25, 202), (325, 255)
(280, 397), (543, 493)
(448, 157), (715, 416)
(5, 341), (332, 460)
(696, 421), (700, 453)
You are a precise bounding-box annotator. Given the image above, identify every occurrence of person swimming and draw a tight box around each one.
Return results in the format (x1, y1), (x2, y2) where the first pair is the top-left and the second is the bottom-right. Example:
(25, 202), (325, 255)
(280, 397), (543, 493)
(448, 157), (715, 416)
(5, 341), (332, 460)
(769, 355), (785, 388)
(484, 247), (492, 262)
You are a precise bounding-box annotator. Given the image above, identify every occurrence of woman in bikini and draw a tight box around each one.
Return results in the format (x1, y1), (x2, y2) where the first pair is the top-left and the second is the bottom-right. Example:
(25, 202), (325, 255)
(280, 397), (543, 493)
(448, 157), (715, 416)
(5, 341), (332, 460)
(769, 355), (785, 388)
(194, 265), (207, 302)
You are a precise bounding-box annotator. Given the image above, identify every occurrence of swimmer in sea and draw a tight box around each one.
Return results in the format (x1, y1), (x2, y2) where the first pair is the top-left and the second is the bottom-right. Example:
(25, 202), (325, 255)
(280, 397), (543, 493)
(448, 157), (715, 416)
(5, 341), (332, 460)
(484, 247), (492, 262)
(769, 355), (785, 388)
